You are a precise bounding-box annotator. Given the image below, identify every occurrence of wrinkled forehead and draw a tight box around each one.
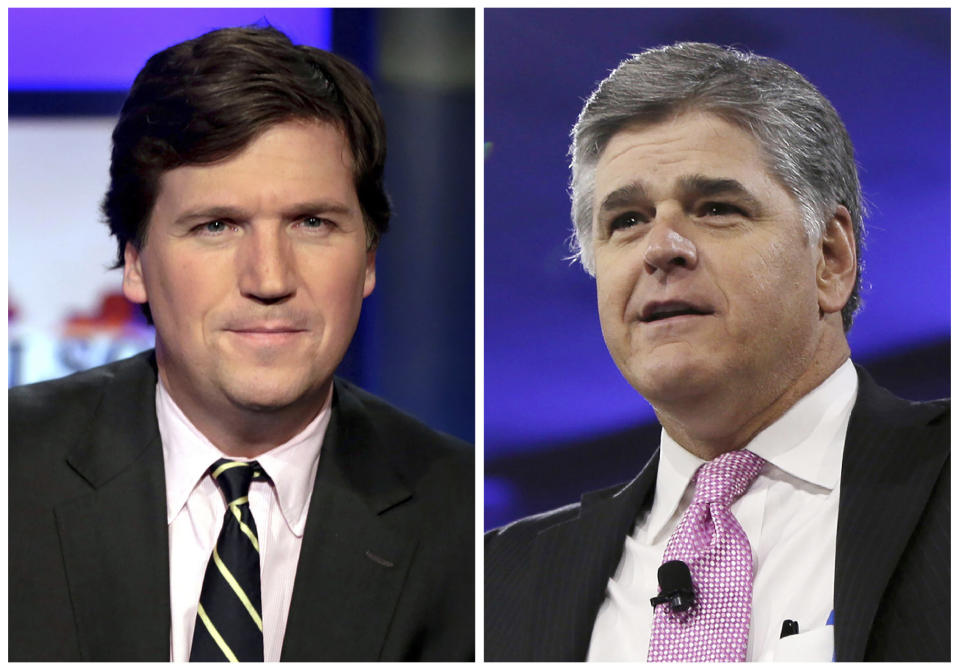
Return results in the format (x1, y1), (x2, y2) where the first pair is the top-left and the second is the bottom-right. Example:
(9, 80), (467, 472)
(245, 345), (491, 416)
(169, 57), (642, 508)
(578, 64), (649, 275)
(594, 109), (799, 208)
(595, 112), (768, 189)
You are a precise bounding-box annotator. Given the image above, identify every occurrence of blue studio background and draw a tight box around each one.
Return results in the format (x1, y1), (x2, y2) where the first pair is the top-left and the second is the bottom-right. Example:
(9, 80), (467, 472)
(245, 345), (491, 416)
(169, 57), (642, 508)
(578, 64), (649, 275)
(9, 8), (474, 444)
(484, 9), (949, 528)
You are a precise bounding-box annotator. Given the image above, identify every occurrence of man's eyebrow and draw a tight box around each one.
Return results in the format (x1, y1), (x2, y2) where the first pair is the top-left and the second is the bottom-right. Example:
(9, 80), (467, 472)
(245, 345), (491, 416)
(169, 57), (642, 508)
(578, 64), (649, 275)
(599, 181), (649, 213)
(280, 200), (355, 218)
(173, 200), (355, 225)
(678, 175), (763, 209)
(174, 206), (247, 226)
(598, 175), (764, 215)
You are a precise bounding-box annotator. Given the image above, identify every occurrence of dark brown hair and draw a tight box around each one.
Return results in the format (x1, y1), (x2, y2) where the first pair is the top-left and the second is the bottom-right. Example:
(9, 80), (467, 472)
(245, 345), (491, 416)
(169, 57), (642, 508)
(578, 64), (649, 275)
(102, 25), (390, 268)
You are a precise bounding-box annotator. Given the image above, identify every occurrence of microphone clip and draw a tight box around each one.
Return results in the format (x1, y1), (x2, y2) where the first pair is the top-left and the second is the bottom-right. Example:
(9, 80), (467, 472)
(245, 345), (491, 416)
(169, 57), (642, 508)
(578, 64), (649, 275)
(649, 588), (696, 612)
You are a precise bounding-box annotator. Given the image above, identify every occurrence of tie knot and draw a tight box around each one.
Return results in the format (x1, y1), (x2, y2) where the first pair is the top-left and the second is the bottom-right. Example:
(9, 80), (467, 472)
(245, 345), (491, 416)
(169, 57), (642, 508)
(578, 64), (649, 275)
(692, 449), (765, 506)
(210, 459), (264, 503)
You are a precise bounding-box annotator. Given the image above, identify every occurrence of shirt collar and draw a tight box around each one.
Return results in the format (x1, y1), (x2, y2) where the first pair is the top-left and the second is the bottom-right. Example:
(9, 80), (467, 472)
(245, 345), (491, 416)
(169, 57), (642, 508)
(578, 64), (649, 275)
(645, 359), (858, 540)
(747, 359), (857, 489)
(157, 379), (331, 536)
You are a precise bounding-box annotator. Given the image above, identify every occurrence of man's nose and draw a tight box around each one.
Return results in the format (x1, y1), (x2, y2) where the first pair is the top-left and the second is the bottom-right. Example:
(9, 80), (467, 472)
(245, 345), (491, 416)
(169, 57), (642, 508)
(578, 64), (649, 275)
(238, 226), (297, 303)
(643, 209), (698, 275)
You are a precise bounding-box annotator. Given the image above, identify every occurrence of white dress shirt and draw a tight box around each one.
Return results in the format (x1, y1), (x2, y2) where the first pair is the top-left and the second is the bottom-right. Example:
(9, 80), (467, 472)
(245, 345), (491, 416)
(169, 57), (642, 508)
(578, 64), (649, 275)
(157, 380), (330, 662)
(588, 359), (857, 662)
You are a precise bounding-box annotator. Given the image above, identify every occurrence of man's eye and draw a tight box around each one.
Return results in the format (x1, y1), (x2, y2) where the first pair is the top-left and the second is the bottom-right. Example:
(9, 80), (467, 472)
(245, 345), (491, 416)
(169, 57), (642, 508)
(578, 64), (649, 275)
(198, 220), (230, 234)
(298, 216), (332, 230)
(700, 202), (745, 217)
(609, 212), (646, 232)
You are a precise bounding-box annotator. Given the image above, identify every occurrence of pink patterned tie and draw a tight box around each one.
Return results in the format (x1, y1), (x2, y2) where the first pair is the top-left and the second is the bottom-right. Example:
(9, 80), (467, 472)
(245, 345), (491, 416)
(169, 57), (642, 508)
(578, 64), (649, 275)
(647, 449), (766, 662)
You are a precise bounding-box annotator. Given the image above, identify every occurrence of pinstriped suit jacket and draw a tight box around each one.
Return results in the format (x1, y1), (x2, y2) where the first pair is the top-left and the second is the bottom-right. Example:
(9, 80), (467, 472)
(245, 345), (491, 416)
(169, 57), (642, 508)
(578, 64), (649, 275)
(10, 351), (474, 661)
(485, 366), (949, 661)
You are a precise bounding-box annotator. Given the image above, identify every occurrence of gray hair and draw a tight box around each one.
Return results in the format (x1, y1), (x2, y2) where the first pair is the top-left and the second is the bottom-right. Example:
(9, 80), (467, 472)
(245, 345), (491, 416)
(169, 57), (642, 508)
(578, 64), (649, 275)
(569, 42), (864, 331)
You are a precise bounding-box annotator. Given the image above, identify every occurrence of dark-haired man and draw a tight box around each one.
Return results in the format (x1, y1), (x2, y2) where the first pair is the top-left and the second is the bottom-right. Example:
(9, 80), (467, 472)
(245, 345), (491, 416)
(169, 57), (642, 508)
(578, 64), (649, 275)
(11, 26), (472, 662)
(485, 42), (948, 662)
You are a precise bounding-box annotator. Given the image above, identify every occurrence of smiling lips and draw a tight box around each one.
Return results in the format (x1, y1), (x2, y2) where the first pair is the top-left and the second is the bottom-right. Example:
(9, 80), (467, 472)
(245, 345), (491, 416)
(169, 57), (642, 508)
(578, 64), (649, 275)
(225, 324), (308, 344)
(639, 300), (714, 323)
(231, 326), (305, 333)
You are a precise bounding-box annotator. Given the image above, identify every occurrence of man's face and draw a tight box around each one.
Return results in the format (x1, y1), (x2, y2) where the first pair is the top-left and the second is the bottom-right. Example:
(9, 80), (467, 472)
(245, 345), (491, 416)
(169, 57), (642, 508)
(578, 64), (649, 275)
(123, 120), (375, 419)
(592, 111), (825, 413)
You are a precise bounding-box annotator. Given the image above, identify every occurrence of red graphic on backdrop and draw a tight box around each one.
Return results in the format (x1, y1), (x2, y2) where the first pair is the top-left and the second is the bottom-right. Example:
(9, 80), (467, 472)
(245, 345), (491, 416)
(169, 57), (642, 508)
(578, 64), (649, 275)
(63, 292), (150, 336)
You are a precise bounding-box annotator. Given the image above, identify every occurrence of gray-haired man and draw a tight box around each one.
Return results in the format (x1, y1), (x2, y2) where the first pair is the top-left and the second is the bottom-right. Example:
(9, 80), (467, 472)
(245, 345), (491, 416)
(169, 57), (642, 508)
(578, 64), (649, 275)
(485, 43), (948, 662)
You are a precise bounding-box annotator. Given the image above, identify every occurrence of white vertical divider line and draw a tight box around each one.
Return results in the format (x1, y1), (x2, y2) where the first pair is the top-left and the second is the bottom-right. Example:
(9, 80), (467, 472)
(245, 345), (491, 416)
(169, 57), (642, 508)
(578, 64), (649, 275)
(473, 4), (485, 662)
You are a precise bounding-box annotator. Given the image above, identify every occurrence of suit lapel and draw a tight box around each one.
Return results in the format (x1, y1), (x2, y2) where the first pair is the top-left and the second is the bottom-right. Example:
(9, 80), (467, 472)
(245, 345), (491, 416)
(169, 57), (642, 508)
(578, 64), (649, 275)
(833, 367), (948, 661)
(281, 381), (417, 661)
(529, 452), (659, 660)
(55, 352), (170, 660)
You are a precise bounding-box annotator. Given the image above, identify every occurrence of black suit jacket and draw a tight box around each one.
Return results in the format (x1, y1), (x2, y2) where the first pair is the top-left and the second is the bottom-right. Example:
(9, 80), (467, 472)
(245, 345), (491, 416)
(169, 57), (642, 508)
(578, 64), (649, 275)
(485, 366), (949, 661)
(10, 350), (474, 661)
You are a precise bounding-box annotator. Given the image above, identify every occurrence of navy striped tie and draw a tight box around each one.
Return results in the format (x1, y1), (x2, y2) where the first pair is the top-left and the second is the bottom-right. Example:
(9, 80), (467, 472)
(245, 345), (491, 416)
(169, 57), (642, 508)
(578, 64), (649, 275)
(190, 459), (266, 662)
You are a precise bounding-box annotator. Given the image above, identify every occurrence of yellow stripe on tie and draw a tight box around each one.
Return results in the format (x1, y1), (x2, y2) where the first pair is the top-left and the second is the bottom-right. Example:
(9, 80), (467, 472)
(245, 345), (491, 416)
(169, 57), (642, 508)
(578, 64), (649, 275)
(196, 602), (239, 662)
(213, 547), (264, 632)
(228, 504), (260, 552)
(212, 461), (249, 479)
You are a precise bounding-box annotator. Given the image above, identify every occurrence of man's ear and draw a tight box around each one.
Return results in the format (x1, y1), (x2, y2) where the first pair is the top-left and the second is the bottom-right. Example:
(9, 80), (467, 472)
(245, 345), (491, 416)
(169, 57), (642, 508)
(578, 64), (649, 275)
(363, 247), (376, 298)
(122, 242), (149, 304)
(816, 205), (857, 315)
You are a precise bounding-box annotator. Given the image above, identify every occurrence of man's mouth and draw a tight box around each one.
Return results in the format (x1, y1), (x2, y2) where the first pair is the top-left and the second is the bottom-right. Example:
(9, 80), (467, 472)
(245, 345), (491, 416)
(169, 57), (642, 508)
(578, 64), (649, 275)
(225, 319), (309, 333)
(640, 301), (713, 323)
(231, 327), (305, 333)
(224, 323), (310, 346)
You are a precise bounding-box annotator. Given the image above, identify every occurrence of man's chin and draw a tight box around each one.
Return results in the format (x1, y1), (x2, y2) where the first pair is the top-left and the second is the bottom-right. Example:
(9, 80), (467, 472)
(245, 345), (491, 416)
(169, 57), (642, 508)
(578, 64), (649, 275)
(624, 356), (719, 406)
(218, 370), (331, 414)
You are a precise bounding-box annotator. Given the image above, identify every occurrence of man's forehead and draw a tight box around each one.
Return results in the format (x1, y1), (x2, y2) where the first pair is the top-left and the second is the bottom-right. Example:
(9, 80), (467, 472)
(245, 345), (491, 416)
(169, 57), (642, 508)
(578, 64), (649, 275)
(150, 120), (360, 217)
(167, 117), (353, 176)
(599, 111), (759, 161)
(594, 112), (776, 199)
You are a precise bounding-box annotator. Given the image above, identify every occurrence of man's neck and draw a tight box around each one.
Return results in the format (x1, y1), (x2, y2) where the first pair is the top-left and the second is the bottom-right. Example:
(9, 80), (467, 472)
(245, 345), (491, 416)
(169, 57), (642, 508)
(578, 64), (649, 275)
(654, 342), (851, 462)
(158, 372), (330, 458)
